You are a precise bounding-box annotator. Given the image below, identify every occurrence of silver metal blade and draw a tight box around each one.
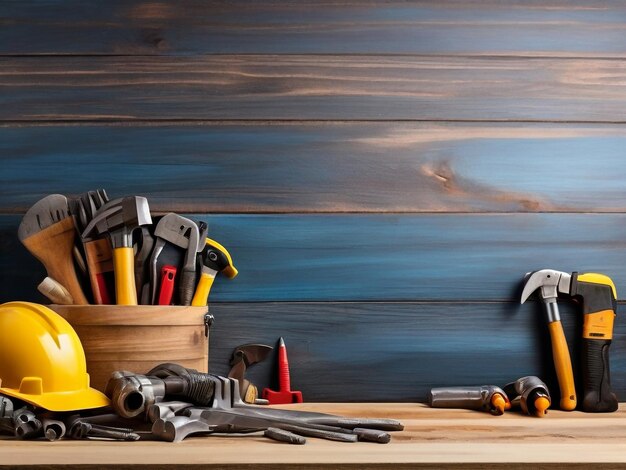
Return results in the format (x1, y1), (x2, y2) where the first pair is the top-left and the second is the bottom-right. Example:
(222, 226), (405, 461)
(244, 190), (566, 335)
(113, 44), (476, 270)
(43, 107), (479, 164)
(18, 194), (70, 241)
(520, 269), (570, 304)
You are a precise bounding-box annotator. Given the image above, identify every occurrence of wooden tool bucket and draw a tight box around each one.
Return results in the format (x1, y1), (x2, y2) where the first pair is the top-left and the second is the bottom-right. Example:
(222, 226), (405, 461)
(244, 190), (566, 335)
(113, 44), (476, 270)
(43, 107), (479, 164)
(50, 305), (210, 393)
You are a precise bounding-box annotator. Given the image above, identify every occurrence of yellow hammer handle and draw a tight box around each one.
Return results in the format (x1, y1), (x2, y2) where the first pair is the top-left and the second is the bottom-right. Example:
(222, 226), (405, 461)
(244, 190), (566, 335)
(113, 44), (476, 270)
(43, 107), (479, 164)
(191, 272), (215, 306)
(113, 246), (137, 305)
(548, 321), (577, 411)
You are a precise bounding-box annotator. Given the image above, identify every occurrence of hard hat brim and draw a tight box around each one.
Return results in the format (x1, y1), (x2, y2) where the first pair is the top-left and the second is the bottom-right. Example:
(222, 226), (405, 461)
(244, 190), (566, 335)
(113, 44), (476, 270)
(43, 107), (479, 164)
(0, 386), (110, 412)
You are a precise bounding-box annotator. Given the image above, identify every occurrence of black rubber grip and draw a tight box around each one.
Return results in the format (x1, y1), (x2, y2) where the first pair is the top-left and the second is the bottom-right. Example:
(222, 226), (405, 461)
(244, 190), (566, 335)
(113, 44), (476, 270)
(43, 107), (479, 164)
(179, 270), (196, 306)
(582, 338), (618, 412)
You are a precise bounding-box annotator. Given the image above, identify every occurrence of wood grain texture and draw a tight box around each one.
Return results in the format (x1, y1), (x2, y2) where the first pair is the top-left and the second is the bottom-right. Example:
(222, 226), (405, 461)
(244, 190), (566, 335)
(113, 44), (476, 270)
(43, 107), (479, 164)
(3, 123), (626, 213)
(3, 404), (626, 468)
(52, 305), (209, 390)
(19, 216), (90, 304)
(3, 213), (626, 303)
(4, 56), (626, 121)
(51, 304), (209, 325)
(206, 301), (626, 402)
(3, 0), (626, 411)
(3, 1), (626, 56)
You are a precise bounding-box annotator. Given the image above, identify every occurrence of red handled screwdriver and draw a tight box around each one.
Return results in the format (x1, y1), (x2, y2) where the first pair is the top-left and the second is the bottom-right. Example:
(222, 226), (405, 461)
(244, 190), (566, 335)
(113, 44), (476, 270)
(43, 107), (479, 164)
(263, 337), (303, 405)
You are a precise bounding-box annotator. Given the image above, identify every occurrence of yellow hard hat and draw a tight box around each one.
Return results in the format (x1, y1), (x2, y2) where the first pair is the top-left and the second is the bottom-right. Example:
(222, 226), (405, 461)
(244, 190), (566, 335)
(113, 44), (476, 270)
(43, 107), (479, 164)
(0, 302), (109, 411)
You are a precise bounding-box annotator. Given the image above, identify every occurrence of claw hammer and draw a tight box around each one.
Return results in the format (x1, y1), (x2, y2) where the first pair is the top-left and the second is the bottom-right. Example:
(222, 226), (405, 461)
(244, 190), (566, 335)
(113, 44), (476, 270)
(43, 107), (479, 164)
(83, 197), (152, 305)
(520, 269), (576, 411)
(521, 269), (619, 412)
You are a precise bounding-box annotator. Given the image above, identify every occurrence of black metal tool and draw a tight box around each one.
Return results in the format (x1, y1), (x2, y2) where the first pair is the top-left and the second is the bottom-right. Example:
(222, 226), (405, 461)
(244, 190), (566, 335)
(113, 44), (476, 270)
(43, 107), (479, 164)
(228, 343), (273, 404)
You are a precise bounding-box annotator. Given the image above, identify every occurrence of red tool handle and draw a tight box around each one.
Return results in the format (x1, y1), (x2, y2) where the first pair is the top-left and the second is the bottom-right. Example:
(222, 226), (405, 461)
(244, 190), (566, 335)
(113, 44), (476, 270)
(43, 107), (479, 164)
(262, 337), (303, 404)
(277, 339), (291, 392)
(158, 265), (177, 306)
(96, 273), (113, 305)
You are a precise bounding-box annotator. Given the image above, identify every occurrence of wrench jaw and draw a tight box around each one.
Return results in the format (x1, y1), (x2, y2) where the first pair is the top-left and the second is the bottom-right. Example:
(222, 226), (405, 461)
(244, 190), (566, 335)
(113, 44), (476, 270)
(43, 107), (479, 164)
(42, 418), (67, 441)
(151, 415), (215, 443)
(13, 407), (43, 440)
(105, 371), (166, 419)
(147, 401), (191, 423)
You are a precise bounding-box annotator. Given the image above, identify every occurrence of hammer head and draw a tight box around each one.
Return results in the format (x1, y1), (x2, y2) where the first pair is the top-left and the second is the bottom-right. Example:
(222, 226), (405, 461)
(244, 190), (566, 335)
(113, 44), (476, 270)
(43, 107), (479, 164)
(201, 238), (238, 278)
(520, 269), (571, 304)
(83, 196), (152, 248)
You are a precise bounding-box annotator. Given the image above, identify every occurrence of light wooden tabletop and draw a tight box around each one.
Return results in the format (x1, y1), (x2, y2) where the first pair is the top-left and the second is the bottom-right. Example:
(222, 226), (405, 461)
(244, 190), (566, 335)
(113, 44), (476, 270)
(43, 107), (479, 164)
(1, 403), (626, 468)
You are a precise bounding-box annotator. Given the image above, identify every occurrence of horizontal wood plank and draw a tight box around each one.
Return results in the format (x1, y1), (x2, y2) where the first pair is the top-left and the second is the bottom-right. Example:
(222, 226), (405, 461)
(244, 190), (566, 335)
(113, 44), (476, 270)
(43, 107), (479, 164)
(2, 213), (626, 303)
(206, 302), (626, 402)
(3, 404), (626, 468)
(3, 123), (626, 213)
(1, 300), (624, 403)
(3, 56), (626, 121)
(3, 1), (626, 56)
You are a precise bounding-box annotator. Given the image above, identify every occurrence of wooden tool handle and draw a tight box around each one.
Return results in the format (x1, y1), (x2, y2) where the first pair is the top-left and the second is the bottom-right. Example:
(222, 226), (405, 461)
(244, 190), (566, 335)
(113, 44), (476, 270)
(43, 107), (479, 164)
(22, 217), (89, 305)
(37, 277), (74, 305)
(548, 321), (577, 411)
(84, 238), (114, 304)
(113, 246), (137, 305)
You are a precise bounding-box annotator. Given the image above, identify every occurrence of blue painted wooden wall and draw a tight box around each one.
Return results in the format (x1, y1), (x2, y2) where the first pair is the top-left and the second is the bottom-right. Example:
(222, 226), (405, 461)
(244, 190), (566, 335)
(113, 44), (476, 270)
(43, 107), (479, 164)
(1, 1), (625, 402)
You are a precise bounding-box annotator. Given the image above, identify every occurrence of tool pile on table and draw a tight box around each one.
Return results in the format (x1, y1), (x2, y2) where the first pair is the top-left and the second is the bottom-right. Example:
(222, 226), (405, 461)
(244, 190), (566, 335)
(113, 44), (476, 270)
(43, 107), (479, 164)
(2, 190), (406, 444)
(0, 364), (403, 444)
(428, 269), (619, 416)
(0, 302), (403, 443)
(18, 190), (238, 306)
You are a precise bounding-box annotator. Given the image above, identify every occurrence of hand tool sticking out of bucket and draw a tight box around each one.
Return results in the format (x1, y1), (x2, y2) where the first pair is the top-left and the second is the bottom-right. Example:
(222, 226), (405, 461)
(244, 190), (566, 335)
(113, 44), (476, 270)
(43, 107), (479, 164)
(82, 196), (152, 305)
(18, 194), (89, 304)
(175, 221), (208, 306)
(72, 189), (114, 304)
(263, 338), (303, 405)
(191, 238), (238, 307)
(149, 213), (199, 305)
(179, 221), (207, 306)
(133, 226), (155, 305)
(158, 265), (177, 306)
(37, 277), (74, 305)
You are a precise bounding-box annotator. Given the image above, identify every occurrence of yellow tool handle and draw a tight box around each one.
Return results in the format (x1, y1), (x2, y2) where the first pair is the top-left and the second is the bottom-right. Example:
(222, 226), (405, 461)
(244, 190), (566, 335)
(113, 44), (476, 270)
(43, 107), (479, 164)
(548, 321), (577, 411)
(113, 246), (137, 305)
(191, 272), (215, 307)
